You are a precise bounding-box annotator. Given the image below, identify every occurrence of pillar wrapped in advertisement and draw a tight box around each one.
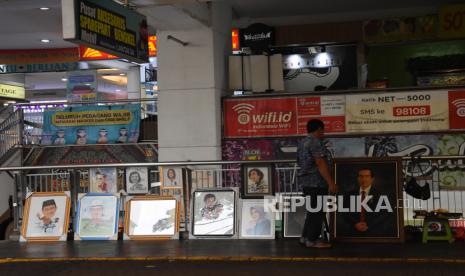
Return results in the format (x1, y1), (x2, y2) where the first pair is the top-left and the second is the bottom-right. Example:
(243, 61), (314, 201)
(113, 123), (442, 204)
(41, 104), (140, 145)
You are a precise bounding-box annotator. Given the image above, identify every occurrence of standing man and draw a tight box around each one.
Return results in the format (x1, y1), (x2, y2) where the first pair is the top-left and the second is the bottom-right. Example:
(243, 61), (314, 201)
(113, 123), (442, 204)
(297, 119), (338, 248)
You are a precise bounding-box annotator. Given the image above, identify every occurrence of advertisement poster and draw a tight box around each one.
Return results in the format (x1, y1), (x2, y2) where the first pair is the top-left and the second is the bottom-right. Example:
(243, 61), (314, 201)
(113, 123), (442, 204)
(449, 90), (465, 130)
(66, 70), (97, 102)
(296, 96), (345, 134)
(346, 91), (449, 133)
(41, 104), (140, 145)
(224, 97), (297, 138)
(224, 96), (345, 138)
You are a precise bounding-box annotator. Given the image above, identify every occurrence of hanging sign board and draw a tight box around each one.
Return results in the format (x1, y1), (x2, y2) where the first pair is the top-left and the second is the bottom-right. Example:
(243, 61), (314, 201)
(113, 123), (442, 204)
(0, 83), (25, 100)
(62, 0), (149, 63)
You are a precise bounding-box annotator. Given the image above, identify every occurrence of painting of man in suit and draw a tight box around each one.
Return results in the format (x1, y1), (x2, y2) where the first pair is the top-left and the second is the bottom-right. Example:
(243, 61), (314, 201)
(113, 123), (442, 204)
(334, 159), (402, 242)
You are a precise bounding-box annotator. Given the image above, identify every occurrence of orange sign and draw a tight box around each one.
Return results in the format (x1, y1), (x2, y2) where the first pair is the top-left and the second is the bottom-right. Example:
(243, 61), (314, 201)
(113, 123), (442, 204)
(80, 35), (157, 60)
(232, 29), (240, 51)
(0, 48), (79, 65)
(79, 46), (119, 61)
(148, 35), (157, 57)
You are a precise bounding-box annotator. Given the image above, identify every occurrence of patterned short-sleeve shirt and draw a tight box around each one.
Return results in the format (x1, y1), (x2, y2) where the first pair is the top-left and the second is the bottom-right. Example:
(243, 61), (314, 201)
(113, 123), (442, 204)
(297, 135), (332, 188)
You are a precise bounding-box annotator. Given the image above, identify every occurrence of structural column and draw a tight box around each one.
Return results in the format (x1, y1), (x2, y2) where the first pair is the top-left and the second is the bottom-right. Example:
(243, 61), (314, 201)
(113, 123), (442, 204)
(157, 2), (231, 162)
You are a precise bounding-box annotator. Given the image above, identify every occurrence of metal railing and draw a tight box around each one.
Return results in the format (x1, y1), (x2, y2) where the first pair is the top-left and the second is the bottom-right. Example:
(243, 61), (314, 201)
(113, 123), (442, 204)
(0, 108), (23, 161)
(2, 156), (465, 237)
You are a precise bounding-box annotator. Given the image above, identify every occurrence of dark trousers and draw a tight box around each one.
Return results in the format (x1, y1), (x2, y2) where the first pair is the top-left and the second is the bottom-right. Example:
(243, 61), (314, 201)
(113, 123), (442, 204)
(301, 186), (327, 242)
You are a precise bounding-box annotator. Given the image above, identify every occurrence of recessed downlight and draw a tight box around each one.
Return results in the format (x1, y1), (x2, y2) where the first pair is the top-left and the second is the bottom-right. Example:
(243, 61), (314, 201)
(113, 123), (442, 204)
(40, 39), (51, 43)
(39, 7), (50, 11)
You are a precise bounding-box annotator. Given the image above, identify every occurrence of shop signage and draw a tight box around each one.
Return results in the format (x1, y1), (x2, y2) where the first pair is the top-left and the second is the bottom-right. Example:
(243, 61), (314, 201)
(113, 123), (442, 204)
(148, 35), (157, 57)
(0, 62), (79, 74)
(232, 29), (240, 51)
(345, 91), (449, 133)
(223, 96), (345, 138)
(439, 3), (465, 39)
(79, 46), (118, 61)
(79, 35), (156, 61)
(0, 83), (25, 100)
(62, 0), (149, 63)
(41, 104), (140, 145)
(240, 23), (274, 52)
(363, 15), (438, 44)
(0, 48), (79, 65)
(449, 90), (465, 130)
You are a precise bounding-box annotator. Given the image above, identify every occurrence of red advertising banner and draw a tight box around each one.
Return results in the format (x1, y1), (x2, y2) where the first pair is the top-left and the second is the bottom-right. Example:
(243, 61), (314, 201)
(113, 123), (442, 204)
(0, 48), (79, 65)
(224, 96), (345, 138)
(224, 98), (297, 138)
(449, 90), (465, 129)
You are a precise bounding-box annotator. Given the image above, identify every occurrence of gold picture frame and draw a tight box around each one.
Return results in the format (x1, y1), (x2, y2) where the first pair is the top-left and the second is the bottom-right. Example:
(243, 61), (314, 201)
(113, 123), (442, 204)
(124, 196), (180, 240)
(20, 192), (71, 242)
(160, 166), (184, 190)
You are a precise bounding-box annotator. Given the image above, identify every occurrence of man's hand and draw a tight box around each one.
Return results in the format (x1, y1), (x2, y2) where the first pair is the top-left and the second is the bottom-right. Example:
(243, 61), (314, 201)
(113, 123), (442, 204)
(355, 222), (368, 232)
(329, 184), (339, 194)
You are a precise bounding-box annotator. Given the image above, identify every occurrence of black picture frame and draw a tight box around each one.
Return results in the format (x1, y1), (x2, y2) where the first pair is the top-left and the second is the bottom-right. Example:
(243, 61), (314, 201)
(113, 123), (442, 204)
(242, 164), (274, 198)
(191, 188), (237, 238)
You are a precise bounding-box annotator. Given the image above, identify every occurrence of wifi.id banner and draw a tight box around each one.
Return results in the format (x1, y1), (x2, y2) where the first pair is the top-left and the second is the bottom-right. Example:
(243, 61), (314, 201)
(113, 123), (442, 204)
(223, 97), (345, 138)
(449, 90), (465, 130)
(41, 104), (141, 145)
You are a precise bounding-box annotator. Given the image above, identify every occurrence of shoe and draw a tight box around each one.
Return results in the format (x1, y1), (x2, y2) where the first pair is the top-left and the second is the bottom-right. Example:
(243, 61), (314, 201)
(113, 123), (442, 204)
(306, 240), (332, 249)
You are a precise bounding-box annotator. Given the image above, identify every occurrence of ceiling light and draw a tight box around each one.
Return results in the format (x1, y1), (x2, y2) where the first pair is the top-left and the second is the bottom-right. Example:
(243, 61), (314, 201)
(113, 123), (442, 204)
(41, 39), (51, 43)
(61, 78), (68, 82)
(39, 7), (50, 11)
(119, 73), (126, 76)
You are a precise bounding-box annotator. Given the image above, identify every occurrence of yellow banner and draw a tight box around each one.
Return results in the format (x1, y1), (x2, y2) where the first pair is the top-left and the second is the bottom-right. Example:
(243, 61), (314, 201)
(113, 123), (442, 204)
(439, 4), (465, 39)
(52, 110), (132, 126)
(0, 83), (25, 100)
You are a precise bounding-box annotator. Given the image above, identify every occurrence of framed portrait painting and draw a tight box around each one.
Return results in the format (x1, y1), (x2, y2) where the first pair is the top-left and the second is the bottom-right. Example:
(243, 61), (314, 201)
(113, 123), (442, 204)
(124, 196), (179, 240)
(89, 167), (117, 193)
(20, 192), (71, 242)
(190, 188), (237, 238)
(125, 167), (149, 194)
(242, 164), (273, 198)
(75, 193), (119, 240)
(239, 199), (275, 239)
(160, 166), (183, 189)
(331, 158), (404, 243)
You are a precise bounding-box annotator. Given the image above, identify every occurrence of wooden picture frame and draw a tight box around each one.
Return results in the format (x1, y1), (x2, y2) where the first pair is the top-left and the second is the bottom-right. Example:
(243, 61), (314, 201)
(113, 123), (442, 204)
(125, 167), (149, 194)
(75, 193), (119, 240)
(20, 192), (71, 242)
(124, 196), (180, 240)
(242, 164), (274, 198)
(331, 157), (404, 243)
(239, 199), (275, 239)
(190, 188), (237, 238)
(160, 166), (184, 189)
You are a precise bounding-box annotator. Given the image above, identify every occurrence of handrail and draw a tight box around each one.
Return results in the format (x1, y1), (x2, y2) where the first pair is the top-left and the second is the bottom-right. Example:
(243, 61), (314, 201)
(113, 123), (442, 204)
(13, 98), (157, 107)
(0, 155), (464, 172)
(0, 160), (296, 171)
